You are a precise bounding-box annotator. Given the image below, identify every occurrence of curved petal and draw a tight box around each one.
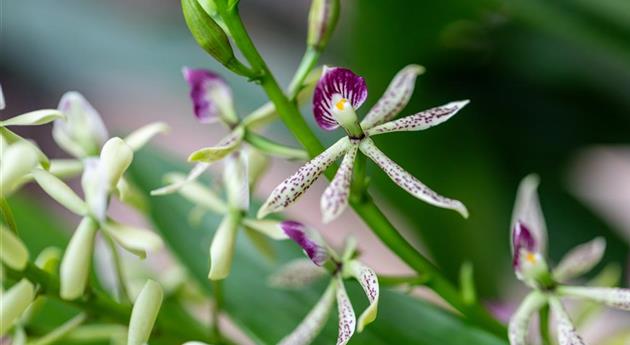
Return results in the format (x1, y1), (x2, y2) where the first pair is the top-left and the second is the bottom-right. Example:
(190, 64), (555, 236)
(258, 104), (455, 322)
(242, 218), (288, 240)
(508, 292), (546, 345)
(208, 213), (240, 280)
(335, 278), (356, 345)
(321, 141), (359, 223)
(278, 281), (336, 345)
(280, 221), (330, 266)
(0, 109), (64, 127)
(151, 163), (210, 196)
(163, 172), (227, 213)
(511, 174), (548, 256)
(123, 122), (169, 151)
(313, 67), (367, 130)
(32, 168), (87, 216)
(223, 151), (249, 211)
(0, 83), (5, 110)
(0, 279), (35, 336)
(102, 219), (164, 259)
(359, 138), (468, 218)
(553, 237), (606, 282)
(0, 142), (39, 195)
(182, 67), (237, 124)
(128, 280), (163, 345)
(549, 298), (586, 345)
(558, 286), (630, 311)
(360, 65), (424, 130)
(188, 127), (244, 163)
(268, 258), (327, 289)
(0, 225), (29, 271)
(346, 260), (379, 332)
(0, 127), (50, 170)
(257, 137), (350, 218)
(365, 100), (469, 136)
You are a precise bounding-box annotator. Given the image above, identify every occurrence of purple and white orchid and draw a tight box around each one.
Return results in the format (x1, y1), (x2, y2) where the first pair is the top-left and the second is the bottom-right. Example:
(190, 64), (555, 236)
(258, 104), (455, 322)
(508, 174), (630, 345)
(272, 221), (379, 345)
(258, 65), (469, 223)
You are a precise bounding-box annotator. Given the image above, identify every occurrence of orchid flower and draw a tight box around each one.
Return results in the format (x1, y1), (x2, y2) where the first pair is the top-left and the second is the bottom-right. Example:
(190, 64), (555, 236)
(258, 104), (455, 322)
(152, 67), (312, 196)
(272, 221), (379, 345)
(31, 137), (163, 300)
(164, 150), (288, 280)
(508, 174), (630, 345)
(258, 65), (469, 223)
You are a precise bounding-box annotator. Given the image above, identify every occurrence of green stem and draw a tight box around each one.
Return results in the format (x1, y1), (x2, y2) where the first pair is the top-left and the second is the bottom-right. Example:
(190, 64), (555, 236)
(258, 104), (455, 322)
(244, 130), (309, 160)
(0, 197), (19, 234)
(378, 274), (429, 287)
(210, 279), (224, 342)
(28, 313), (87, 345)
(539, 304), (552, 345)
(103, 234), (131, 303)
(287, 46), (320, 99)
(7, 263), (215, 344)
(219, 6), (506, 338)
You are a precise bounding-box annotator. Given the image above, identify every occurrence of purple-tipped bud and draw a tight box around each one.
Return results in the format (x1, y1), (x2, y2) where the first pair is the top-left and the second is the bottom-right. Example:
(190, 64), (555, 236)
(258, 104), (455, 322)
(280, 221), (330, 266)
(512, 221), (537, 269)
(182, 67), (237, 125)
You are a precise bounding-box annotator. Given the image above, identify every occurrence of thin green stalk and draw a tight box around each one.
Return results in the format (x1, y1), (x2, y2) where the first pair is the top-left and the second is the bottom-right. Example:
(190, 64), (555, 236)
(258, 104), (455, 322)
(210, 279), (224, 342)
(218, 6), (506, 338)
(287, 47), (320, 99)
(378, 274), (429, 287)
(244, 130), (309, 160)
(103, 234), (131, 303)
(539, 304), (552, 345)
(28, 313), (87, 345)
(0, 197), (18, 234)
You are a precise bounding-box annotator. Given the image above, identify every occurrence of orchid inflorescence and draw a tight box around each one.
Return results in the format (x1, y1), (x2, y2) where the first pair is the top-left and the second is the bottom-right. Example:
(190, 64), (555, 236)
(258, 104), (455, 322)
(1, 0), (629, 344)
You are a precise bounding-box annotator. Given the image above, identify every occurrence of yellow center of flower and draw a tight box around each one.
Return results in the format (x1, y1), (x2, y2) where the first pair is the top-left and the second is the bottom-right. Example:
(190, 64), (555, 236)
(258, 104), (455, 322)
(525, 252), (537, 264)
(335, 98), (348, 111)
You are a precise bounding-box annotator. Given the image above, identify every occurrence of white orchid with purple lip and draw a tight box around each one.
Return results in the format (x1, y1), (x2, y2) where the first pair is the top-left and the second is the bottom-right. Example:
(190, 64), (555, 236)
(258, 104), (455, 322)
(257, 65), (469, 223)
(271, 220), (379, 345)
(152, 67), (312, 196)
(508, 174), (630, 345)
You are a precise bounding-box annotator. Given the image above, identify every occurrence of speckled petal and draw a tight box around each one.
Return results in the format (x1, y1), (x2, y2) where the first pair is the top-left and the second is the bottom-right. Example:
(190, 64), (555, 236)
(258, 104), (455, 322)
(359, 138), (468, 218)
(511, 174), (548, 256)
(268, 258), (327, 289)
(508, 292), (546, 345)
(278, 281), (336, 345)
(553, 237), (606, 282)
(360, 65), (424, 130)
(335, 278), (356, 345)
(365, 100), (468, 136)
(313, 67), (367, 130)
(280, 221), (330, 266)
(558, 286), (630, 311)
(321, 141), (359, 223)
(257, 137), (350, 218)
(346, 260), (379, 332)
(182, 67), (236, 124)
(549, 298), (585, 345)
(188, 127), (244, 163)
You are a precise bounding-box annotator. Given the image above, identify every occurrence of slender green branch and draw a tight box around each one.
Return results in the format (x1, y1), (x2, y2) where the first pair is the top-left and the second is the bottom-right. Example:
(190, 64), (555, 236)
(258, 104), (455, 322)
(244, 130), (309, 160)
(539, 304), (552, 345)
(210, 280), (224, 342)
(1, 197), (19, 234)
(218, 6), (506, 338)
(378, 274), (429, 287)
(28, 313), (87, 345)
(287, 47), (320, 99)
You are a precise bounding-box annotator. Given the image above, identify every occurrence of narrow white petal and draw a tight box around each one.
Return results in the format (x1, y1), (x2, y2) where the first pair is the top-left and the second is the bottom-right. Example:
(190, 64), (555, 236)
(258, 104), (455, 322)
(511, 174), (548, 255)
(188, 127), (244, 163)
(268, 259), (327, 289)
(508, 292), (546, 345)
(60, 217), (98, 300)
(359, 138), (468, 218)
(101, 220), (163, 259)
(549, 298), (586, 345)
(123, 122), (169, 151)
(0, 109), (64, 127)
(335, 278), (356, 345)
(159, 172), (227, 214)
(558, 286), (630, 311)
(346, 260), (379, 332)
(0, 279), (35, 336)
(48, 159), (84, 179)
(245, 147), (270, 190)
(128, 280), (163, 345)
(278, 281), (336, 345)
(258, 137), (350, 218)
(321, 141), (359, 223)
(361, 65), (425, 130)
(242, 218), (288, 240)
(150, 163), (210, 196)
(553, 237), (606, 282)
(81, 158), (109, 221)
(208, 213), (240, 280)
(0, 83), (5, 110)
(224, 151), (249, 211)
(32, 168), (87, 215)
(365, 100), (468, 136)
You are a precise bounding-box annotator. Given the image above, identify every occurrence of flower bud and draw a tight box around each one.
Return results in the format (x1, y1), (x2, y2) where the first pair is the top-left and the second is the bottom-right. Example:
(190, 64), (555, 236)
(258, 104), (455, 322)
(53, 92), (109, 158)
(0, 226), (29, 270)
(35, 247), (63, 274)
(0, 279), (35, 336)
(99, 137), (133, 190)
(81, 158), (109, 221)
(128, 280), (163, 345)
(208, 213), (240, 280)
(60, 217), (98, 300)
(307, 0), (340, 51)
(0, 142), (38, 195)
(182, 0), (235, 68)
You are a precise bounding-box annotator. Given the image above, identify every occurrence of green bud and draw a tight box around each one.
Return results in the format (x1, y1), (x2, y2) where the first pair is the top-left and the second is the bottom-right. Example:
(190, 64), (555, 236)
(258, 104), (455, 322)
(0, 142), (38, 195)
(128, 280), (163, 345)
(208, 213), (240, 280)
(60, 217), (98, 300)
(307, 0), (340, 51)
(35, 247), (63, 274)
(0, 225), (29, 270)
(99, 137), (133, 190)
(0, 279), (35, 336)
(182, 0), (235, 66)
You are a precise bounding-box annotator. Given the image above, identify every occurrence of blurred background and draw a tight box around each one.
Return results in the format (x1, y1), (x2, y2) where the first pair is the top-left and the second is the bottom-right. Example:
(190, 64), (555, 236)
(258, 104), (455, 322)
(2, 0), (629, 343)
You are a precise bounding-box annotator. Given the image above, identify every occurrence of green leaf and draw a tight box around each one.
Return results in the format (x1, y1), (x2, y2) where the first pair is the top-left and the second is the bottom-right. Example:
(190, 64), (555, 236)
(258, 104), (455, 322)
(128, 148), (508, 345)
